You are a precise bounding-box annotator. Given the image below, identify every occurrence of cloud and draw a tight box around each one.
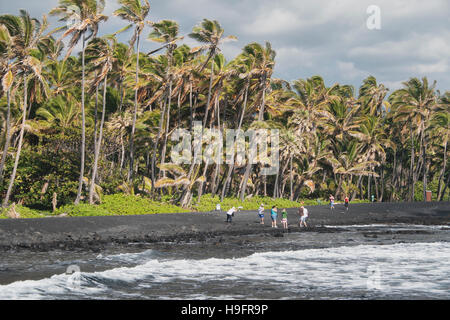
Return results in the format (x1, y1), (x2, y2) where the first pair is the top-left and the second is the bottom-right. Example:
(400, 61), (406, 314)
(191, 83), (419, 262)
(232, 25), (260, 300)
(1, 0), (448, 92)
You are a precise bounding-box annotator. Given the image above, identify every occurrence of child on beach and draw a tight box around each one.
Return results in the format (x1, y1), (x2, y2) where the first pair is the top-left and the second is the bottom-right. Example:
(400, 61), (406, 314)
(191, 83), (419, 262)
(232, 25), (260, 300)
(258, 204), (265, 224)
(300, 206), (308, 227)
(270, 206), (278, 228)
(344, 196), (349, 212)
(281, 209), (288, 229)
(329, 194), (335, 211)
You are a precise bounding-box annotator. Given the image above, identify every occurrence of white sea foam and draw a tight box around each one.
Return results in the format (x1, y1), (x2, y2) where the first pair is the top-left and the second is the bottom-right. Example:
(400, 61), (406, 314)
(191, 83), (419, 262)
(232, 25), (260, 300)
(0, 242), (449, 299)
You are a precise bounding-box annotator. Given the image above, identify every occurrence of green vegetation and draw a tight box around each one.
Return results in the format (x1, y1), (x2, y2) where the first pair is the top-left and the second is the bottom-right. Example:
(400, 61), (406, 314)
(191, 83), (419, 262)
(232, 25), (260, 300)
(0, 194), (370, 219)
(55, 194), (188, 217)
(0, 1), (449, 217)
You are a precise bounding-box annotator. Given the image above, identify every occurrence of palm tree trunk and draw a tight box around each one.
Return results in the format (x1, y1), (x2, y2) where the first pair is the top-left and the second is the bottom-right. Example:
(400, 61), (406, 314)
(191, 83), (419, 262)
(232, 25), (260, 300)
(93, 79), (99, 152)
(189, 81), (193, 132)
(422, 130), (428, 201)
(258, 73), (267, 121)
(0, 87), (11, 184)
(203, 54), (215, 127)
(2, 74), (27, 208)
(128, 32), (141, 184)
(410, 125), (415, 201)
(437, 139), (448, 201)
(89, 74), (108, 204)
(221, 83), (248, 201)
(75, 33), (87, 205)
(118, 78), (124, 113)
(289, 155), (294, 201)
(151, 95), (167, 193)
(160, 81), (172, 178)
(441, 171), (450, 201)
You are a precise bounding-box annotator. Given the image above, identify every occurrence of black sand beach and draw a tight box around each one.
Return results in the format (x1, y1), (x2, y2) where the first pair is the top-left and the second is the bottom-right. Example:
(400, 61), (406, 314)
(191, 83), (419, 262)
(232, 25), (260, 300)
(0, 201), (448, 252)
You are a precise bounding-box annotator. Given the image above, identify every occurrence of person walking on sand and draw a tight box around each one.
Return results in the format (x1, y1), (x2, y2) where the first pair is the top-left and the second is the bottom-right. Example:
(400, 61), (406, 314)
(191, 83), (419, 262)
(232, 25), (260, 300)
(298, 206), (303, 226)
(329, 194), (335, 211)
(226, 206), (237, 223)
(300, 206), (308, 227)
(344, 195), (349, 212)
(258, 203), (265, 224)
(281, 209), (288, 229)
(270, 205), (278, 228)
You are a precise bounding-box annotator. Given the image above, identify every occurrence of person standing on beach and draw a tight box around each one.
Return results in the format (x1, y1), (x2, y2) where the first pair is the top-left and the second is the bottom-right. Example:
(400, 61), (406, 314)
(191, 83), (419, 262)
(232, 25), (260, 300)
(281, 209), (288, 229)
(344, 196), (349, 212)
(226, 207), (236, 223)
(258, 204), (265, 224)
(329, 194), (335, 211)
(271, 206), (278, 228)
(300, 206), (308, 227)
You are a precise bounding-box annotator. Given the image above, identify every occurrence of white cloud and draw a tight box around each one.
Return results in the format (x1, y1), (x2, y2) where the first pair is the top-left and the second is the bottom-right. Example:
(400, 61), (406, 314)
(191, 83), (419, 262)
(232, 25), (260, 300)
(242, 8), (303, 36)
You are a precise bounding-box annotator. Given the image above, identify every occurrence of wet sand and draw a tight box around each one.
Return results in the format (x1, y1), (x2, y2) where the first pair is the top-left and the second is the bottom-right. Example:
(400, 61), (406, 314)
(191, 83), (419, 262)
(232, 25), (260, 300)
(0, 201), (448, 252)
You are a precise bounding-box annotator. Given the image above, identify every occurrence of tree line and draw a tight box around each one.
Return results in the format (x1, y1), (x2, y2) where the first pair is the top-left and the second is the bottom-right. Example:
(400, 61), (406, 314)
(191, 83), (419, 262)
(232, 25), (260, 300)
(0, 0), (449, 210)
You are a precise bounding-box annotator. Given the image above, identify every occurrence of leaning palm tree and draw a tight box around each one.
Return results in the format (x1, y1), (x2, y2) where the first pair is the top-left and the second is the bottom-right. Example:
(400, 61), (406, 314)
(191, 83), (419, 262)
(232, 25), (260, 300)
(148, 20), (184, 179)
(85, 36), (115, 204)
(0, 11), (51, 207)
(114, 0), (151, 184)
(238, 42), (276, 201)
(189, 19), (236, 127)
(50, 0), (108, 204)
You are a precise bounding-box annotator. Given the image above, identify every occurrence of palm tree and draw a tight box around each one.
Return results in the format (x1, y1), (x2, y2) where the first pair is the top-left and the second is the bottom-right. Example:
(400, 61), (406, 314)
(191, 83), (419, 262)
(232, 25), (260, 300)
(350, 114), (393, 200)
(238, 42), (276, 201)
(85, 36), (115, 204)
(390, 77), (437, 201)
(0, 10), (51, 207)
(189, 19), (236, 127)
(35, 95), (80, 131)
(50, 0), (108, 204)
(114, 0), (151, 184)
(148, 20), (183, 179)
(433, 92), (450, 200)
(359, 75), (389, 116)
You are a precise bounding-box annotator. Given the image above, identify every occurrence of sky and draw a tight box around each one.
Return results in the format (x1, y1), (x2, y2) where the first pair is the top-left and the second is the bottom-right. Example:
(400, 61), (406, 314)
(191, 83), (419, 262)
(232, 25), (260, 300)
(1, 0), (449, 93)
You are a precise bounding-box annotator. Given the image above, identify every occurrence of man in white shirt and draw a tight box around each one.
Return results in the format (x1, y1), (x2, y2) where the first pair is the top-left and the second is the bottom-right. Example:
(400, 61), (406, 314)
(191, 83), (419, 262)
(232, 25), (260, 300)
(226, 207), (236, 223)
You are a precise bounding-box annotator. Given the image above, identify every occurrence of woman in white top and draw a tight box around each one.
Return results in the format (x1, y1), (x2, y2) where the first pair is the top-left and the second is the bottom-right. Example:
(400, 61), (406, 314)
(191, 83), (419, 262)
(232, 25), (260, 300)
(300, 206), (308, 227)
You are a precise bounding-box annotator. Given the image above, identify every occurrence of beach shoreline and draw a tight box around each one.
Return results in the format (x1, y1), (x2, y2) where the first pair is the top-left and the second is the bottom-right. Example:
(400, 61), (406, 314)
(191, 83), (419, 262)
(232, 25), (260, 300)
(0, 201), (448, 252)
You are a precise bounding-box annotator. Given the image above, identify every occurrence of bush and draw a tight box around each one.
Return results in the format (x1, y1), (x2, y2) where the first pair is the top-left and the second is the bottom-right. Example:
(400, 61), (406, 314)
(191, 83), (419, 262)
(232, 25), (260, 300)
(54, 194), (189, 217)
(0, 205), (47, 219)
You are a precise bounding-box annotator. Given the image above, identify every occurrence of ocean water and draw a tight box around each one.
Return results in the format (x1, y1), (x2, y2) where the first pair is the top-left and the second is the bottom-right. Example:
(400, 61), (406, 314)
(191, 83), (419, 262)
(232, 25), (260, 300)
(0, 225), (449, 300)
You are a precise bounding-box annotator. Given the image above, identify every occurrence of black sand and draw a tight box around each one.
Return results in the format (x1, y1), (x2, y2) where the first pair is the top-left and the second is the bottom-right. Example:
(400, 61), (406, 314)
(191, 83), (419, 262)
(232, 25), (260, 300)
(0, 201), (449, 252)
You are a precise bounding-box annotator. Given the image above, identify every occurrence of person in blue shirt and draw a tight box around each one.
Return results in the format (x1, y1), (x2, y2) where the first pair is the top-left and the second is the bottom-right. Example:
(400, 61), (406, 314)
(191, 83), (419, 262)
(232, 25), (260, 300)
(270, 205), (278, 228)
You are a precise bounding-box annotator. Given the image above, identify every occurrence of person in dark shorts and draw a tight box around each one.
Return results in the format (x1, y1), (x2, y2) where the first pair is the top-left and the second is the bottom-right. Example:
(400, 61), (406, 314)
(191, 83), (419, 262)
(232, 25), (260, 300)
(344, 196), (349, 212)
(258, 204), (265, 224)
(226, 207), (236, 223)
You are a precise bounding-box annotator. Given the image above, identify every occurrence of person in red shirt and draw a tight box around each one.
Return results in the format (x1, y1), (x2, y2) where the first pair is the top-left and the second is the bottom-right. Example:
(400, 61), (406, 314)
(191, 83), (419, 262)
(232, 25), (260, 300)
(344, 195), (349, 212)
